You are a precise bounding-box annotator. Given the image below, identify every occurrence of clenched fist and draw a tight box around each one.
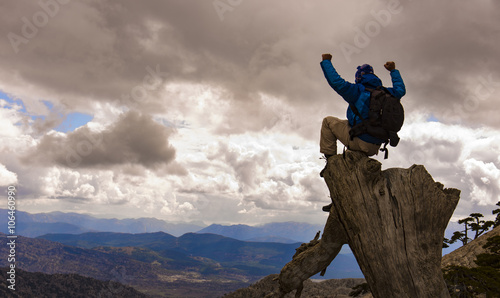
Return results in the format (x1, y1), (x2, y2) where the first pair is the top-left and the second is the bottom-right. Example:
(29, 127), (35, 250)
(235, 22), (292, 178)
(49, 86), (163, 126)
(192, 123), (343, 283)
(384, 61), (396, 71)
(322, 53), (332, 61)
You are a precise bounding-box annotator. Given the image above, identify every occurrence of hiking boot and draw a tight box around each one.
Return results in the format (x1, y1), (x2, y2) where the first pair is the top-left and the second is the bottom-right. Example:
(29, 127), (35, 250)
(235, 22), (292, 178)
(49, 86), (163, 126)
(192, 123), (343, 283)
(322, 203), (332, 212)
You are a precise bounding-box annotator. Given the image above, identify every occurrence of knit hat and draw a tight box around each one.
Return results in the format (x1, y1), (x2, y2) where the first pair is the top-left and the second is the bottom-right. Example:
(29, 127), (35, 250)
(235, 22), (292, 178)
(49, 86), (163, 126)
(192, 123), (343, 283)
(355, 64), (374, 83)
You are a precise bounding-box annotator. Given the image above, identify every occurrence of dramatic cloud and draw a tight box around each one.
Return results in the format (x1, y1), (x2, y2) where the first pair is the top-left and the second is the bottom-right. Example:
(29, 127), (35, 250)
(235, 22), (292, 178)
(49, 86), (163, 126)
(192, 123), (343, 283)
(383, 119), (500, 220)
(2, 1), (499, 134)
(0, 164), (17, 187)
(0, 1), (499, 224)
(25, 111), (179, 170)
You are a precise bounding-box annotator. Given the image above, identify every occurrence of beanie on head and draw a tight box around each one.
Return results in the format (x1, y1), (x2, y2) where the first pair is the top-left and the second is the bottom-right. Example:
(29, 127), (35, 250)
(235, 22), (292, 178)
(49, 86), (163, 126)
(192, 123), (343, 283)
(355, 64), (374, 83)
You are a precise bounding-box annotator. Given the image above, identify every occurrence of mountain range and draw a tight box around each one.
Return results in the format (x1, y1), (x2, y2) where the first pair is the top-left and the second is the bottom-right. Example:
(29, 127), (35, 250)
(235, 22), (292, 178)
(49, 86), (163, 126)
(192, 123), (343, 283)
(0, 209), (203, 237)
(198, 222), (325, 243)
(36, 231), (361, 279)
(0, 228), (363, 296)
(0, 209), (325, 243)
(0, 208), (462, 251)
(0, 207), (480, 297)
(0, 232), (259, 297)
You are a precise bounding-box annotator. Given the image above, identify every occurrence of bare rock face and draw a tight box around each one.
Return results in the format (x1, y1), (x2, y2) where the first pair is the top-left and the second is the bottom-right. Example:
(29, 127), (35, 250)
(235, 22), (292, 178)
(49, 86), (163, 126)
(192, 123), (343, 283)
(269, 151), (460, 298)
(225, 274), (369, 298)
(441, 226), (500, 268)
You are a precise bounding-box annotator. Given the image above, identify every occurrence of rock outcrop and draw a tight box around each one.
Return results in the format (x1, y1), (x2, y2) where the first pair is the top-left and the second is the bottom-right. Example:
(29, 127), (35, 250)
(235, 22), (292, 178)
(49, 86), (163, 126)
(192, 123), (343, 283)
(269, 151), (461, 298)
(224, 274), (370, 298)
(441, 225), (500, 268)
(227, 226), (499, 297)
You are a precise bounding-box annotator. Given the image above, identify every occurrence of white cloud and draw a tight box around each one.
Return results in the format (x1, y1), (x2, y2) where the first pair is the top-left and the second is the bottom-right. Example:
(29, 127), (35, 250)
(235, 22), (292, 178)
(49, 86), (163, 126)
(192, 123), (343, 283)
(463, 159), (500, 206)
(25, 111), (179, 170)
(0, 1), (499, 226)
(380, 118), (500, 220)
(0, 99), (24, 138)
(0, 164), (17, 187)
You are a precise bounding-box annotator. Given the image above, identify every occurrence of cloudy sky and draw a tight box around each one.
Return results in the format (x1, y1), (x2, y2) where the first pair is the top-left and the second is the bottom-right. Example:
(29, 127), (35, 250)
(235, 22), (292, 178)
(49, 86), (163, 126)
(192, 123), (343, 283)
(0, 0), (499, 226)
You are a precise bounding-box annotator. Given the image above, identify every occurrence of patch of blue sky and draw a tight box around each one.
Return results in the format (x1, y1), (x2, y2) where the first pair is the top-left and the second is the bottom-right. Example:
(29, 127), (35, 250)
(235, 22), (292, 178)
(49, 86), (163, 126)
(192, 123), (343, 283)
(54, 112), (94, 133)
(426, 114), (440, 122)
(0, 90), (27, 112)
(1, 90), (93, 133)
(40, 100), (94, 133)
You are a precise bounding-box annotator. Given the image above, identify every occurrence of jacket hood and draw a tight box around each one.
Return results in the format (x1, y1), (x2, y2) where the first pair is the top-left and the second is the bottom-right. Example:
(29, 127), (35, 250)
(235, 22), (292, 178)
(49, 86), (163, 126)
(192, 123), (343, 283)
(360, 73), (383, 89)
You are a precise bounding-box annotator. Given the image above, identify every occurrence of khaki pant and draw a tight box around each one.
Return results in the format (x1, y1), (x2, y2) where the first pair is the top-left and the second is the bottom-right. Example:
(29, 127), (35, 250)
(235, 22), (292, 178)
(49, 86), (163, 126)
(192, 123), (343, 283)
(320, 116), (380, 156)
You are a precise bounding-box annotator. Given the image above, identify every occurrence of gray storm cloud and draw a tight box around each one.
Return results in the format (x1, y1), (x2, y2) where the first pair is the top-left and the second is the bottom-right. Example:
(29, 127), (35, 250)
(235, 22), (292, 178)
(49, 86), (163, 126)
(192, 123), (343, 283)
(1, 0), (499, 133)
(1, 0), (500, 223)
(25, 111), (177, 169)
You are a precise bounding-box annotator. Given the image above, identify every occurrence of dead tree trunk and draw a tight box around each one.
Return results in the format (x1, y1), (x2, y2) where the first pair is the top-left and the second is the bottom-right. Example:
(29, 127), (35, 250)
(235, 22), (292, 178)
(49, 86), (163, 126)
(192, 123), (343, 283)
(270, 151), (460, 298)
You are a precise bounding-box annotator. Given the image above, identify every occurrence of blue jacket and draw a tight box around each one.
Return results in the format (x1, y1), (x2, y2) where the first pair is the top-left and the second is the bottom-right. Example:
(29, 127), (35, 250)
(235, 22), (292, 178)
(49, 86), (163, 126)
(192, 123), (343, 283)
(320, 60), (406, 144)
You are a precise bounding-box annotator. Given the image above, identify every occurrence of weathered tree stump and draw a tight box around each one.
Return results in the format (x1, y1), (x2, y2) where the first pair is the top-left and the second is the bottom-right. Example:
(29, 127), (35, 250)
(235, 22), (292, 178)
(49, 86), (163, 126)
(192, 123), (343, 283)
(269, 151), (460, 298)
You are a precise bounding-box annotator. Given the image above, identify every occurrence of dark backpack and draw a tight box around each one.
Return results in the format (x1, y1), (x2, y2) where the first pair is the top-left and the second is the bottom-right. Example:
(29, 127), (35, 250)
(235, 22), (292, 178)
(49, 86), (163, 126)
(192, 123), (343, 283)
(349, 86), (404, 159)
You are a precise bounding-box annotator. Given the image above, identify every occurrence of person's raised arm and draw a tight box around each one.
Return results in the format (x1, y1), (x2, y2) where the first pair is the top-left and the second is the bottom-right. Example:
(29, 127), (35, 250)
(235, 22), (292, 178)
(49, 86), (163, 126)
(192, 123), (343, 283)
(384, 61), (406, 99)
(320, 54), (360, 104)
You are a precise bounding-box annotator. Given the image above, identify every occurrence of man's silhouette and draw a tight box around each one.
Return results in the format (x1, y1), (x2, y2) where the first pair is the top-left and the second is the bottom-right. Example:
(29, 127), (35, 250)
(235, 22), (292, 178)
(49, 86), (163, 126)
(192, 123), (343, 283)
(319, 53), (406, 164)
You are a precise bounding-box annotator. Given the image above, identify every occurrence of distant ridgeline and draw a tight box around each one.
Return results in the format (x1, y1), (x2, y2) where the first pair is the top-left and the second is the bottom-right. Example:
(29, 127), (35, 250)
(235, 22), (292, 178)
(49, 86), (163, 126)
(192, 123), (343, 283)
(0, 208), (203, 237)
(0, 230), (360, 297)
(0, 209), (324, 242)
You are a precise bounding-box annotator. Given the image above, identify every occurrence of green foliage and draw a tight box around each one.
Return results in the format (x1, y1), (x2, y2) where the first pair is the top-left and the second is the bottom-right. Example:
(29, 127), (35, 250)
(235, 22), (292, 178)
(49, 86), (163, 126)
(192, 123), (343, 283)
(494, 202), (500, 228)
(468, 213), (494, 239)
(475, 236), (500, 269)
(447, 230), (471, 247)
(443, 236), (500, 297)
(443, 237), (450, 248)
(443, 265), (500, 297)
(0, 267), (148, 298)
(484, 236), (500, 254)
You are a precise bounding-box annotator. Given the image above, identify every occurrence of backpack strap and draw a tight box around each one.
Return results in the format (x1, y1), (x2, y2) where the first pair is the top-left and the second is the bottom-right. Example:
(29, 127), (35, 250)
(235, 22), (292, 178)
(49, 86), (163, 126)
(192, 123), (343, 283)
(348, 102), (364, 141)
(379, 141), (389, 159)
(350, 87), (372, 123)
(348, 87), (372, 141)
(349, 102), (363, 124)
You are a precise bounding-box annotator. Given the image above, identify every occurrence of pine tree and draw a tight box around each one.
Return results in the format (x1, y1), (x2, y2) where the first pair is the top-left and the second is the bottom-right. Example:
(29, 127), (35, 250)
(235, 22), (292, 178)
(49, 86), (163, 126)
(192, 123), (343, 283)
(446, 212), (494, 247)
(493, 201), (500, 228)
(443, 236), (500, 297)
(468, 213), (494, 239)
(447, 216), (474, 246)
